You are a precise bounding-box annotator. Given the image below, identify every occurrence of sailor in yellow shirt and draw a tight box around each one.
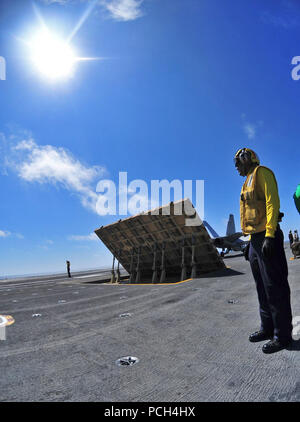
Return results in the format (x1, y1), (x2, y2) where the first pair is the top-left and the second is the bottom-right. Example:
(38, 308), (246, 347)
(234, 148), (293, 354)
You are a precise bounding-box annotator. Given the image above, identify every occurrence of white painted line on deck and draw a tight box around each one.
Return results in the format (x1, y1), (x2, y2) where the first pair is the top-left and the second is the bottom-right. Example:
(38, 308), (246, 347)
(73, 273), (109, 279)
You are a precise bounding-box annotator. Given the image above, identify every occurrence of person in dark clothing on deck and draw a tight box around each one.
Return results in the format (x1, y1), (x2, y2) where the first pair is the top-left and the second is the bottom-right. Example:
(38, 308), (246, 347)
(234, 148), (293, 354)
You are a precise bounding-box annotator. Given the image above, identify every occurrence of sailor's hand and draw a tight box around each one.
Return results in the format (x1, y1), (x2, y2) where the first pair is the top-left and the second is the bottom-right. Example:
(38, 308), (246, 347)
(262, 237), (275, 260)
(244, 243), (250, 261)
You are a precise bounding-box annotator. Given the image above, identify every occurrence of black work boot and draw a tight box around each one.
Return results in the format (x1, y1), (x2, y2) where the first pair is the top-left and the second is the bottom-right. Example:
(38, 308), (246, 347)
(249, 330), (273, 343)
(262, 338), (292, 354)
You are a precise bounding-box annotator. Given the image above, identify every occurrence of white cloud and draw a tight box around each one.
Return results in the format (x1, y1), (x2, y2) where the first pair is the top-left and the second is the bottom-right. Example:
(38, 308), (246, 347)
(241, 115), (263, 140)
(103, 0), (144, 21)
(0, 230), (23, 239)
(39, 0), (145, 22)
(1, 134), (106, 214)
(68, 232), (98, 241)
(15, 233), (25, 239)
(13, 139), (36, 151)
(243, 123), (256, 140)
(39, 0), (69, 4)
(260, 3), (299, 30)
(0, 230), (11, 238)
(38, 239), (54, 250)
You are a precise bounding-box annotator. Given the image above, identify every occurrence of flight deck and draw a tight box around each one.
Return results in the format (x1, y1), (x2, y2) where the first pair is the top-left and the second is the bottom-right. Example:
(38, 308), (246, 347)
(0, 247), (300, 402)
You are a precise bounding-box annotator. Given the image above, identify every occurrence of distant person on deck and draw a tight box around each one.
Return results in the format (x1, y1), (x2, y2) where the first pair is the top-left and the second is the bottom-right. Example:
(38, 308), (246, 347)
(66, 260), (71, 278)
(289, 230), (294, 247)
(234, 148), (293, 354)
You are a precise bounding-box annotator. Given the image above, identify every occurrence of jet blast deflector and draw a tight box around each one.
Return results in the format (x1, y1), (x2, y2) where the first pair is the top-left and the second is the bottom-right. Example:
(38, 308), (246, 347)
(94, 198), (225, 283)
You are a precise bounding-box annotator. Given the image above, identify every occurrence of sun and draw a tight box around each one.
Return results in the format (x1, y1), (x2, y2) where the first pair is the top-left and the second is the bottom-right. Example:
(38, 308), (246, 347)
(21, 3), (102, 82)
(29, 28), (78, 81)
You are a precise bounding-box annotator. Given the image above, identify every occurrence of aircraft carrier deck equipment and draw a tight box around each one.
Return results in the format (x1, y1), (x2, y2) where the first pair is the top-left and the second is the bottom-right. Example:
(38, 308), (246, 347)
(94, 198), (225, 283)
(291, 241), (300, 259)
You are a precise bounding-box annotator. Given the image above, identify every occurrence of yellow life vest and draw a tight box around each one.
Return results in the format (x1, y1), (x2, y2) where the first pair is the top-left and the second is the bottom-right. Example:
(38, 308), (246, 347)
(240, 165), (278, 235)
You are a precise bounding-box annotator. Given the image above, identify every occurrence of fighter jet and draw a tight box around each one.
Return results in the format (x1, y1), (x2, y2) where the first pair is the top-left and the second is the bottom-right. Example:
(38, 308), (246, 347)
(203, 214), (248, 257)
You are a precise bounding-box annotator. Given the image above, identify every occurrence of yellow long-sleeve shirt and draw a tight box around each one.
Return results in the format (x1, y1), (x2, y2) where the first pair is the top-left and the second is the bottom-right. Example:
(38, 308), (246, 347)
(247, 166), (280, 238)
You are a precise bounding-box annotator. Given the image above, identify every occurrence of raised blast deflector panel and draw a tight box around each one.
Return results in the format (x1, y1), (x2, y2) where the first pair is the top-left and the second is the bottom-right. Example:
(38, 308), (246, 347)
(94, 199), (225, 282)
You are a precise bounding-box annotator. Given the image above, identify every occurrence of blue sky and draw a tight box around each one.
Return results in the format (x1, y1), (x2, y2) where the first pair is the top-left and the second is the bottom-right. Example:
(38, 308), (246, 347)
(0, 0), (299, 276)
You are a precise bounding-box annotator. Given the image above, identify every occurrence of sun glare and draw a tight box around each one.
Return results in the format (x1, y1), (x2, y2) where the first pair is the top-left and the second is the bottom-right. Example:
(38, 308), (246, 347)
(29, 29), (77, 80)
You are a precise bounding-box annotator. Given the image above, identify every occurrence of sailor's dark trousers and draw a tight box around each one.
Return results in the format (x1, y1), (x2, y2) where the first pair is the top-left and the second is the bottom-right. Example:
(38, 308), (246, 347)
(249, 226), (293, 343)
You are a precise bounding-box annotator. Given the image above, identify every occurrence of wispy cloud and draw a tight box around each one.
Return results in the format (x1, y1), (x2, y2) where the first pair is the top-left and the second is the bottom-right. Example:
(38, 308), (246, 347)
(102, 0), (144, 21)
(0, 230), (11, 238)
(260, 11), (298, 29)
(241, 114), (263, 140)
(39, 0), (145, 22)
(260, 1), (299, 29)
(0, 230), (24, 239)
(15, 233), (25, 239)
(39, 0), (69, 4)
(38, 239), (54, 249)
(243, 123), (256, 140)
(1, 133), (106, 214)
(68, 232), (98, 241)
(1, 131), (157, 219)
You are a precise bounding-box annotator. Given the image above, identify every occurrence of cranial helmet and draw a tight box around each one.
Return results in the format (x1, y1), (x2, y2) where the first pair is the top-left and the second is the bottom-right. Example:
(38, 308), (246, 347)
(234, 148), (260, 166)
